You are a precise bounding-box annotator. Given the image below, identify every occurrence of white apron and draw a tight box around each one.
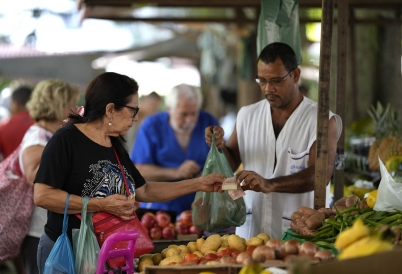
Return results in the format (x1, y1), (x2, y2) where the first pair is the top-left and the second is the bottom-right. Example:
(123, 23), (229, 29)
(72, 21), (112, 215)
(235, 97), (342, 239)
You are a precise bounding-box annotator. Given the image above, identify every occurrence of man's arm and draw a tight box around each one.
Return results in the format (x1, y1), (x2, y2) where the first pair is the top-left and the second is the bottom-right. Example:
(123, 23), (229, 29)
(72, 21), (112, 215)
(237, 117), (338, 193)
(136, 160), (200, 181)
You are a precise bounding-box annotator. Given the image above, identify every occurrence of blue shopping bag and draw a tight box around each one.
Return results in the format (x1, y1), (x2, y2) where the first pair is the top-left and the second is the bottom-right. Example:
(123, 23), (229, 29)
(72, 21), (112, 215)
(44, 194), (75, 274)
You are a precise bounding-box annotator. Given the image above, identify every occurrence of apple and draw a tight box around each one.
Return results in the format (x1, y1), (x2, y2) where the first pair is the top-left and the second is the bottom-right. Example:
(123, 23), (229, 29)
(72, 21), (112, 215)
(179, 210), (193, 227)
(175, 223), (189, 235)
(141, 212), (156, 229)
(155, 211), (171, 228)
(162, 226), (176, 240)
(188, 226), (203, 237)
(149, 226), (162, 240)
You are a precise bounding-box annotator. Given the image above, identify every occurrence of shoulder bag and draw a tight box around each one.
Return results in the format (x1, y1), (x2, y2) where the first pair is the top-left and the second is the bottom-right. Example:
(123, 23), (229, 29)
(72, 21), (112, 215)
(91, 148), (153, 269)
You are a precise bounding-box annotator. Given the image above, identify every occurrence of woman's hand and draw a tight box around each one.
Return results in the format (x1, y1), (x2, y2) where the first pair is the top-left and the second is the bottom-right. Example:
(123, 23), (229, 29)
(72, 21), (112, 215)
(205, 126), (225, 149)
(101, 194), (136, 220)
(235, 170), (272, 193)
(198, 173), (226, 193)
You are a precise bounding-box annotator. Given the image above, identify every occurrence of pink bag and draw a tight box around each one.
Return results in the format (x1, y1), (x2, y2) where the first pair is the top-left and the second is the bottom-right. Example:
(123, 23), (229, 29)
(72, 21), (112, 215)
(0, 145), (34, 260)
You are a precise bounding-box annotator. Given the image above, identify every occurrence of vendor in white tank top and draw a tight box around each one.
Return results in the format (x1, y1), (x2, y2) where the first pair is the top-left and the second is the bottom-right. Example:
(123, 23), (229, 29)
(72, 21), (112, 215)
(205, 42), (342, 239)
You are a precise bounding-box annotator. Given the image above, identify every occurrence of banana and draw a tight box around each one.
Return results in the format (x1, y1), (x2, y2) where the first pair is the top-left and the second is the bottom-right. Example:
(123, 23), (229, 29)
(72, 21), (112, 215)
(334, 218), (370, 250)
(338, 236), (393, 260)
(238, 263), (264, 274)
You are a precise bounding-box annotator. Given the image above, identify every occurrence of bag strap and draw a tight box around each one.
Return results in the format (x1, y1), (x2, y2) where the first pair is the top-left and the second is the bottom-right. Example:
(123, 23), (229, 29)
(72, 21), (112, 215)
(62, 194), (70, 234)
(112, 148), (131, 197)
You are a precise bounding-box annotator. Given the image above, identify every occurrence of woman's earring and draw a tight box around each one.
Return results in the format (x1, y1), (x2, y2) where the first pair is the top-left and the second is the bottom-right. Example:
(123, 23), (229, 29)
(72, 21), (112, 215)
(108, 122), (112, 126)
(109, 116), (112, 126)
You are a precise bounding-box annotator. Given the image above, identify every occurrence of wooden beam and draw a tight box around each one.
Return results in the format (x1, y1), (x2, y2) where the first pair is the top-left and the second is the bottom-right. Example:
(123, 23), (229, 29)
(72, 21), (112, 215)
(395, 6), (402, 110)
(315, 0), (334, 210)
(334, 0), (349, 202)
(349, 10), (359, 121)
(86, 15), (257, 23)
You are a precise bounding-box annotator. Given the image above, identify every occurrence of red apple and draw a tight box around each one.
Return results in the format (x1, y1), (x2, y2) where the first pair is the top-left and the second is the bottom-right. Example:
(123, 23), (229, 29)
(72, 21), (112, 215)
(155, 211), (171, 228)
(175, 223), (189, 235)
(149, 226), (162, 240)
(188, 226), (203, 237)
(179, 210), (193, 227)
(162, 226), (176, 240)
(141, 212), (156, 229)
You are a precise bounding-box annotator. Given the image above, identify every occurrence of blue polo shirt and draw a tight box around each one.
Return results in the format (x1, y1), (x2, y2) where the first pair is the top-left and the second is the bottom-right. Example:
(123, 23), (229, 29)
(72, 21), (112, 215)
(130, 110), (219, 216)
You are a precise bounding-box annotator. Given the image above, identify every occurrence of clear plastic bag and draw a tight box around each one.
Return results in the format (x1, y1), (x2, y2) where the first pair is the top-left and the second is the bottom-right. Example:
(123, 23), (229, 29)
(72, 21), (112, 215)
(73, 197), (100, 274)
(373, 158), (402, 212)
(44, 194), (75, 274)
(192, 133), (246, 232)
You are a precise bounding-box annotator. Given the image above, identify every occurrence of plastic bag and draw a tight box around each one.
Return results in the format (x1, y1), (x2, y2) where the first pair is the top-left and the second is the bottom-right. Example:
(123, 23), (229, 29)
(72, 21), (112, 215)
(192, 133), (246, 232)
(373, 158), (402, 212)
(257, 0), (302, 64)
(44, 194), (75, 274)
(73, 197), (100, 274)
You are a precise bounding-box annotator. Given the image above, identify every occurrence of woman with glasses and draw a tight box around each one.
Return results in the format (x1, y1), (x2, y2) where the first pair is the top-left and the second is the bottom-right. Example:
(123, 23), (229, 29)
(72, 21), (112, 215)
(33, 72), (225, 273)
(205, 42), (342, 240)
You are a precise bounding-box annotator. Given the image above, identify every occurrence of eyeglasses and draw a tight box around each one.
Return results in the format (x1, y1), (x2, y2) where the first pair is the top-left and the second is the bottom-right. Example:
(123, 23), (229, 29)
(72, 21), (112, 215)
(124, 105), (140, 118)
(255, 68), (296, 87)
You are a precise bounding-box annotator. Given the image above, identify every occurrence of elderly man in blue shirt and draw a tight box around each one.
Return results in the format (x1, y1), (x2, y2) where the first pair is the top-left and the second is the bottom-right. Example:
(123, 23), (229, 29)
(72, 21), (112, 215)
(130, 84), (219, 216)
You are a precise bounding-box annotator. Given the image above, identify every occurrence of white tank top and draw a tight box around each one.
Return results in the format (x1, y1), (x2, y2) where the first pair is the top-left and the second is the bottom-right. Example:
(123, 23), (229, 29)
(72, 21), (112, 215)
(235, 97), (342, 239)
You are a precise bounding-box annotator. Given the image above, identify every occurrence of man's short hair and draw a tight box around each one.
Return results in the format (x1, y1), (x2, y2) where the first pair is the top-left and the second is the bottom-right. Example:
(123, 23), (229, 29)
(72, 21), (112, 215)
(258, 42), (298, 72)
(11, 86), (32, 106)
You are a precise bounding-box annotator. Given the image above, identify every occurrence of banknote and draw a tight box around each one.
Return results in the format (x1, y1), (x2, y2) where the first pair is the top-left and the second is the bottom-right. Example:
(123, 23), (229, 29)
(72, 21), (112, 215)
(228, 189), (246, 200)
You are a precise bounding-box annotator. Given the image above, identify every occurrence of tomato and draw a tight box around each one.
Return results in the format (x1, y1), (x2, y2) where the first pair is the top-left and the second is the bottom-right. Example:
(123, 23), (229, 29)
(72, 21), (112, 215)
(216, 248), (230, 257)
(246, 245), (256, 254)
(184, 253), (200, 264)
(230, 251), (241, 258)
(204, 253), (219, 261)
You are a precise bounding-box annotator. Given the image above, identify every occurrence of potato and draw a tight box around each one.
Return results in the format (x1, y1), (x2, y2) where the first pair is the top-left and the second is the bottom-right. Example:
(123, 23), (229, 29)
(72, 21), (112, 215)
(196, 238), (205, 252)
(180, 252), (189, 259)
(246, 237), (264, 247)
(221, 234), (230, 240)
(168, 244), (179, 249)
(159, 255), (183, 266)
(228, 234), (246, 251)
(178, 245), (190, 254)
(151, 253), (163, 265)
(138, 257), (154, 271)
(187, 242), (197, 253)
(203, 250), (217, 255)
(161, 248), (168, 258)
(166, 247), (180, 258)
(256, 233), (270, 244)
(193, 251), (203, 258)
(220, 238), (229, 247)
(201, 234), (221, 254)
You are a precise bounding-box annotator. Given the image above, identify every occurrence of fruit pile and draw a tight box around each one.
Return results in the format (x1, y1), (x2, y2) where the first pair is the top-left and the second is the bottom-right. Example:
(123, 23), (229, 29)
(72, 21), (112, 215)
(288, 194), (402, 248)
(136, 232), (336, 272)
(139, 210), (203, 240)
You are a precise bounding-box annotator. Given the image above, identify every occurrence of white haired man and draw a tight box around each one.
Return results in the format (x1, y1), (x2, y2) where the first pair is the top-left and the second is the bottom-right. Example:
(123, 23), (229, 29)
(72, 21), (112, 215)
(130, 84), (219, 216)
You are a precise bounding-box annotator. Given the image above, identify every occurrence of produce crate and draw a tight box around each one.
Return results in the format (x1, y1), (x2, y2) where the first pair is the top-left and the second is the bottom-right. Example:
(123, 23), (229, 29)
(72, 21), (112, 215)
(310, 247), (402, 274)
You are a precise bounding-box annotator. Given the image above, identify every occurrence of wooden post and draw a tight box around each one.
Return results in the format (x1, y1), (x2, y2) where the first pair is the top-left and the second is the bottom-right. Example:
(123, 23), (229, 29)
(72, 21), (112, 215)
(333, 0), (349, 202)
(314, 0), (334, 210)
(395, 6), (402, 110)
(349, 10), (358, 121)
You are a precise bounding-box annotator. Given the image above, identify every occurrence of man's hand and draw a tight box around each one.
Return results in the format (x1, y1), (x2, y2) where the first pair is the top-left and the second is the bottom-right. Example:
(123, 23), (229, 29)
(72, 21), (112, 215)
(205, 126), (225, 149)
(101, 194), (136, 220)
(198, 173), (226, 193)
(177, 160), (201, 179)
(235, 170), (273, 193)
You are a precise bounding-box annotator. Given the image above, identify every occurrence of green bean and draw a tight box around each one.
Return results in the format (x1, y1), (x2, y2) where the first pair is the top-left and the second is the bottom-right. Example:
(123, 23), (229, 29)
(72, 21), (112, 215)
(380, 214), (401, 224)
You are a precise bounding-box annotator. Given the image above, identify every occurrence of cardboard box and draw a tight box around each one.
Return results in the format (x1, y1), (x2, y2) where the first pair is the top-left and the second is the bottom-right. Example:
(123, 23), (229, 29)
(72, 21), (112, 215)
(310, 247), (402, 274)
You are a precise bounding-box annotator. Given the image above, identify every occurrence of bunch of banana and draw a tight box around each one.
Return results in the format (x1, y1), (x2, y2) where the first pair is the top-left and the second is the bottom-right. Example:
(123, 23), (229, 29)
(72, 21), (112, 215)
(238, 262), (270, 274)
(335, 218), (393, 260)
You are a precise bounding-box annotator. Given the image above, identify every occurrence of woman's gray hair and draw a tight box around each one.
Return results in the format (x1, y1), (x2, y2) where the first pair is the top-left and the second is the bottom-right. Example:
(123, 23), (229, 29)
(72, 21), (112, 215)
(165, 84), (203, 110)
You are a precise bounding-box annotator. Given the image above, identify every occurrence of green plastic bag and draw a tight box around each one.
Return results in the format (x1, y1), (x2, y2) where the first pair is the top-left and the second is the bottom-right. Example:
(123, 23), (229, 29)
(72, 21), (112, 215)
(257, 0), (302, 64)
(192, 133), (246, 232)
(72, 197), (100, 274)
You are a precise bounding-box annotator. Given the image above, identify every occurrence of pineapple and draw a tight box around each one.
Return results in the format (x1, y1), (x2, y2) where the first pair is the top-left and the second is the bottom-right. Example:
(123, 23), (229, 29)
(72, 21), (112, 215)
(367, 102), (400, 171)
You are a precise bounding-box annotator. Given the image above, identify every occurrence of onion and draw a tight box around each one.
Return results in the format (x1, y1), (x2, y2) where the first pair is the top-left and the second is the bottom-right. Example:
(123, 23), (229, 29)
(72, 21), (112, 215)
(299, 241), (319, 257)
(314, 249), (335, 262)
(236, 251), (252, 264)
(251, 246), (275, 263)
(284, 240), (300, 255)
(265, 238), (287, 259)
